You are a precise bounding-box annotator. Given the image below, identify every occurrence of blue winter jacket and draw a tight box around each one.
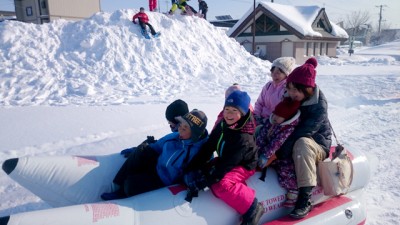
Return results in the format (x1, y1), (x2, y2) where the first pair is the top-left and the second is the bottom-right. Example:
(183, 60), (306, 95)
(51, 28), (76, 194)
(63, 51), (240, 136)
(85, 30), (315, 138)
(150, 132), (208, 186)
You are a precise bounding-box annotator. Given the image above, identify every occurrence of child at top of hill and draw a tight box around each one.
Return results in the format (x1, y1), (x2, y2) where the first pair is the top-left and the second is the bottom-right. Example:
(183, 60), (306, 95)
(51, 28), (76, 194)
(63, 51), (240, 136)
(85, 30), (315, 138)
(101, 109), (208, 200)
(198, 0), (208, 19)
(169, 0), (197, 15)
(132, 7), (159, 37)
(184, 90), (264, 225)
(256, 97), (301, 208)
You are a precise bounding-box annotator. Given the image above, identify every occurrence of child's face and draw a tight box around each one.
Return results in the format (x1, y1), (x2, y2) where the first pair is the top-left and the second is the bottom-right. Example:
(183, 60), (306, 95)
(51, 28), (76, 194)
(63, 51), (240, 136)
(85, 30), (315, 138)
(270, 67), (287, 83)
(271, 114), (285, 125)
(287, 83), (305, 102)
(178, 121), (192, 140)
(223, 106), (241, 125)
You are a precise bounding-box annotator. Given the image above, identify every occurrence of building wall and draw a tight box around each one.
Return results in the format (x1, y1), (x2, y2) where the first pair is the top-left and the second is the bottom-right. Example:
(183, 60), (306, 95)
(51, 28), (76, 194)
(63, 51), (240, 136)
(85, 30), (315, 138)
(14, 0), (100, 23)
(14, 0), (41, 23)
(47, 0), (100, 21)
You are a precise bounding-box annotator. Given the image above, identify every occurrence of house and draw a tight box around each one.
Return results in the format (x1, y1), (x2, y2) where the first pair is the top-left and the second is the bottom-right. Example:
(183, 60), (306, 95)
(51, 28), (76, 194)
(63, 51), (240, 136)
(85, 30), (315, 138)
(227, 1), (348, 63)
(0, 10), (16, 22)
(14, 0), (100, 24)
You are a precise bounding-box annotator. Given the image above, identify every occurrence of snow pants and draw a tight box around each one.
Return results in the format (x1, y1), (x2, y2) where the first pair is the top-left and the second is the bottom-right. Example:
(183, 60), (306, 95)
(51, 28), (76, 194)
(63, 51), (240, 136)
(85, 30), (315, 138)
(139, 21), (157, 35)
(210, 166), (256, 215)
(113, 147), (164, 197)
(292, 137), (326, 187)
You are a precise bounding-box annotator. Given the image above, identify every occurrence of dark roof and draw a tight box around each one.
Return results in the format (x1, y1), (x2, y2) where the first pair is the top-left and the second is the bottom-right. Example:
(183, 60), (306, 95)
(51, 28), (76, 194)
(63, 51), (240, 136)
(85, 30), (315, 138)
(210, 19), (239, 28)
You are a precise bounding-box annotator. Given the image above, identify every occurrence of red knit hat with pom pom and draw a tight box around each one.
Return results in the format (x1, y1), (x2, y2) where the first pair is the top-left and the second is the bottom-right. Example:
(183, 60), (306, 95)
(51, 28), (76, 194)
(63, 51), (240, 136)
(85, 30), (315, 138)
(287, 58), (318, 87)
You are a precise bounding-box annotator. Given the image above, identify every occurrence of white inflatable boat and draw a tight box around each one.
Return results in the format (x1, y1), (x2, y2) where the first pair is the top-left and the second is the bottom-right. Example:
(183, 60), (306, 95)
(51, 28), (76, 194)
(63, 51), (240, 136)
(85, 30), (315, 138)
(0, 146), (370, 225)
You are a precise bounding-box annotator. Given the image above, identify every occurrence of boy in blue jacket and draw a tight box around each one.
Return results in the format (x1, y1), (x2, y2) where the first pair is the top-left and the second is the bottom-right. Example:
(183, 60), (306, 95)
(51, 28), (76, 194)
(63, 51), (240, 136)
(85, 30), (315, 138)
(101, 109), (208, 200)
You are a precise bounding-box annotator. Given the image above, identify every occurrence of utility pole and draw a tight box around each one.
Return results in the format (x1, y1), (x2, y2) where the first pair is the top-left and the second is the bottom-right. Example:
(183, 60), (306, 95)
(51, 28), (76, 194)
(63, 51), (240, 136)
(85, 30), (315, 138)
(252, 0), (256, 54)
(376, 5), (387, 34)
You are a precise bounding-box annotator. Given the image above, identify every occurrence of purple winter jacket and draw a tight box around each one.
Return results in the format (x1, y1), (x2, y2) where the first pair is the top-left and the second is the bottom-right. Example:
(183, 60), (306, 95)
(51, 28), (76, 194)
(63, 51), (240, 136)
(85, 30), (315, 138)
(254, 80), (287, 123)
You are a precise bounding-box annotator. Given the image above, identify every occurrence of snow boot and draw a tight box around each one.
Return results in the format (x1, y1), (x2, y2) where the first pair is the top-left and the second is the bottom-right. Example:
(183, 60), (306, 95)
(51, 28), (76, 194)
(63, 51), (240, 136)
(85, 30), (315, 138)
(241, 198), (264, 225)
(100, 188), (126, 201)
(289, 186), (313, 219)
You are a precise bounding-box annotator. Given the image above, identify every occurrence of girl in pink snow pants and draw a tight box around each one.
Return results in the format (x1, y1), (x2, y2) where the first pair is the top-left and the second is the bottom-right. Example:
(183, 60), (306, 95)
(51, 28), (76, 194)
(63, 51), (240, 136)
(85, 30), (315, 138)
(185, 90), (264, 225)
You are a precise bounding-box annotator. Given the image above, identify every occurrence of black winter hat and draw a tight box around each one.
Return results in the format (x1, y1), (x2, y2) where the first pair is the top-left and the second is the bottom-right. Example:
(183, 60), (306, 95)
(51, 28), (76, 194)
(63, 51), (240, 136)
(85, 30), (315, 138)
(165, 99), (189, 124)
(176, 109), (207, 142)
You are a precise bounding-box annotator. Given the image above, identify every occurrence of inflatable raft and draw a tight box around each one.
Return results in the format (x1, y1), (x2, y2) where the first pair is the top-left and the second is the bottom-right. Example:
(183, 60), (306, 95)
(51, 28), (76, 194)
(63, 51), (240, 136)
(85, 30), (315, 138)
(0, 146), (370, 225)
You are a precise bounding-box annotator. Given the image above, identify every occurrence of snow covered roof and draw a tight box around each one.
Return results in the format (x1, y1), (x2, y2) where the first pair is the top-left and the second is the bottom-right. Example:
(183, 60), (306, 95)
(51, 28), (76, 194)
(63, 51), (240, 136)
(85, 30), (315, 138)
(227, 1), (348, 40)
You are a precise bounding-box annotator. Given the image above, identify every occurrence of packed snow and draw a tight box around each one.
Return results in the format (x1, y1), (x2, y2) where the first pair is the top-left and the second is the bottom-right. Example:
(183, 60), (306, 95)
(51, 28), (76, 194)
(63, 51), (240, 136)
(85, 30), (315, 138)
(0, 8), (399, 225)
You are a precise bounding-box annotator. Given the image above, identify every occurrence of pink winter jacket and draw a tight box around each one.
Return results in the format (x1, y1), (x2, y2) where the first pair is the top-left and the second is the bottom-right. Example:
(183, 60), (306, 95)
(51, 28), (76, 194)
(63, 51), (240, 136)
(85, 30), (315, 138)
(254, 79), (286, 121)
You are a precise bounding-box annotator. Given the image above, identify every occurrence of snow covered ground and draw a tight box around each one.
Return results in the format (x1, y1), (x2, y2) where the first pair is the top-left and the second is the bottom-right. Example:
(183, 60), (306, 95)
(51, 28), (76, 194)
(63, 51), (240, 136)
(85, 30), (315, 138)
(0, 9), (399, 225)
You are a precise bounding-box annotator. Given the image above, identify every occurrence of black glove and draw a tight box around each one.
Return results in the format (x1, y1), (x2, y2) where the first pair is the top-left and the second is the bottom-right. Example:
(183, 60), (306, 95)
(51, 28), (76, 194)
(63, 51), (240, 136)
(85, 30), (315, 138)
(184, 170), (208, 202)
(120, 147), (137, 158)
(121, 136), (157, 158)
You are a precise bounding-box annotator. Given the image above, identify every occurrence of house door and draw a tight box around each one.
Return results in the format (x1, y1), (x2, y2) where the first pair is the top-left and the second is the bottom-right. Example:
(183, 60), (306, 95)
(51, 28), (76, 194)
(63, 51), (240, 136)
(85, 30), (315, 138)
(281, 41), (293, 57)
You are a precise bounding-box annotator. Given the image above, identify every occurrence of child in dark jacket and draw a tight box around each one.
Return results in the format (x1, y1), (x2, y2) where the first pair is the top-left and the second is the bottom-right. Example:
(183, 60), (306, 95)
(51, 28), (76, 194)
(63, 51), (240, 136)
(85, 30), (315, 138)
(132, 7), (159, 36)
(101, 109), (208, 200)
(256, 97), (301, 207)
(185, 90), (264, 225)
(278, 58), (332, 219)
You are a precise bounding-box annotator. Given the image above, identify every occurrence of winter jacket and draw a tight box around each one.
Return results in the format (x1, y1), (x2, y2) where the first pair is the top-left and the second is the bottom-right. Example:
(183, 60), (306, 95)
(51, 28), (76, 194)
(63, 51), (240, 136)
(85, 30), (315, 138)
(150, 131), (208, 186)
(257, 110), (300, 160)
(254, 79), (287, 124)
(132, 12), (149, 24)
(188, 111), (258, 185)
(257, 110), (300, 190)
(276, 86), (332, 160)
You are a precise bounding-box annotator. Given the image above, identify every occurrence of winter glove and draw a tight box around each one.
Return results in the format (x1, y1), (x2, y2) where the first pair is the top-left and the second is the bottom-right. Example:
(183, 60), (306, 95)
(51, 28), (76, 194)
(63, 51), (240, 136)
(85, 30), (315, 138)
(121, 136), (157, 158)
(132, 21), (137, 24)
(120, 147), (137, 158)
(184, 170), (208, 202)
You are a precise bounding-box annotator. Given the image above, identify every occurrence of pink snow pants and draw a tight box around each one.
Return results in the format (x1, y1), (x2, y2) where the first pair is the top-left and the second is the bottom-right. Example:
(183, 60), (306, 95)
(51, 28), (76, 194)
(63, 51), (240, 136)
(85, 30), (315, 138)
(210, 166), (256, 215)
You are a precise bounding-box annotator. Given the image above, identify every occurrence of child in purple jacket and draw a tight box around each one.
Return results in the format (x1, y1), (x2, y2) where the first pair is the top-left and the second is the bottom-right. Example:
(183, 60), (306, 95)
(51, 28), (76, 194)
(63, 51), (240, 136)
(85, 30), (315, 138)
(256, 97), (301, 208)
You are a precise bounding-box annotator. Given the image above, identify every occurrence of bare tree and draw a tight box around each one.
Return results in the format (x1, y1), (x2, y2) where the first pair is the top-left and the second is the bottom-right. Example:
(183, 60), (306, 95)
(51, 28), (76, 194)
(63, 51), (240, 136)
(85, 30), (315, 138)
(345, 10), (371, 29)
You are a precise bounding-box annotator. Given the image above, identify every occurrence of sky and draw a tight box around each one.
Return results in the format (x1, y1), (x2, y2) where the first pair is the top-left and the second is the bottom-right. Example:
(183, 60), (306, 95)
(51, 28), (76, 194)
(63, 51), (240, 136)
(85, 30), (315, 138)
(0, 6), (400, 225)
(0, 0), (399, 29)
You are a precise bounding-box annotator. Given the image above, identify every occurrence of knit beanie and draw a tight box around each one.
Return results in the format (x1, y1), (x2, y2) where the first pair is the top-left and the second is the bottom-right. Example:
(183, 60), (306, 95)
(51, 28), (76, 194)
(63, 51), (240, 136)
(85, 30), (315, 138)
(225, 83), (241, 99)
(224, 90), (251, 115)
(287, 57), (318, 87)
(165, 99), (189, 124)
(176, 109), (207, 141)
(273, 97), (301, 120)
(271, 57), (296, 75)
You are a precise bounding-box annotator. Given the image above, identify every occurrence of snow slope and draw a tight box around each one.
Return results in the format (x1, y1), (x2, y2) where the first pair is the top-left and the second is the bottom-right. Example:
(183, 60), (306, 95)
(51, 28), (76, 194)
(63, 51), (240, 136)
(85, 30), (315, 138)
(0, 8), (400, 225)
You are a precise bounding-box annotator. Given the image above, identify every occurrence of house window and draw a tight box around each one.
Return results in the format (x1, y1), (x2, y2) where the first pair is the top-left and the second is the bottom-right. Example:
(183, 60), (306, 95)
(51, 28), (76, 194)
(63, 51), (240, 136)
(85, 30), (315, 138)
(317, 20), (326, 30)
(326, 43), (329, 55)
(320, 43), (325, 55)
(310, 42), (314, 56)
(26, 7), (33, 16)
(304, 42), (309, 56)
(41, 0), (47, 9)
(255, 14), (279, 33)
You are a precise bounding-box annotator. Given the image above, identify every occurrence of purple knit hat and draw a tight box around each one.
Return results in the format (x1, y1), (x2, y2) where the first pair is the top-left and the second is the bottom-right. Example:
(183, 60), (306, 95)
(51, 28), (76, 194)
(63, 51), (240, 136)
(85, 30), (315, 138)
(287, 58), (318, 87)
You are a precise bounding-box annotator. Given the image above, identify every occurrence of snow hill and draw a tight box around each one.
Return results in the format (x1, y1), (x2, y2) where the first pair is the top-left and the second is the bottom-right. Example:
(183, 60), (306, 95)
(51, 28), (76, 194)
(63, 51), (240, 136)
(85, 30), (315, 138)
(0, 9), (268, 106)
